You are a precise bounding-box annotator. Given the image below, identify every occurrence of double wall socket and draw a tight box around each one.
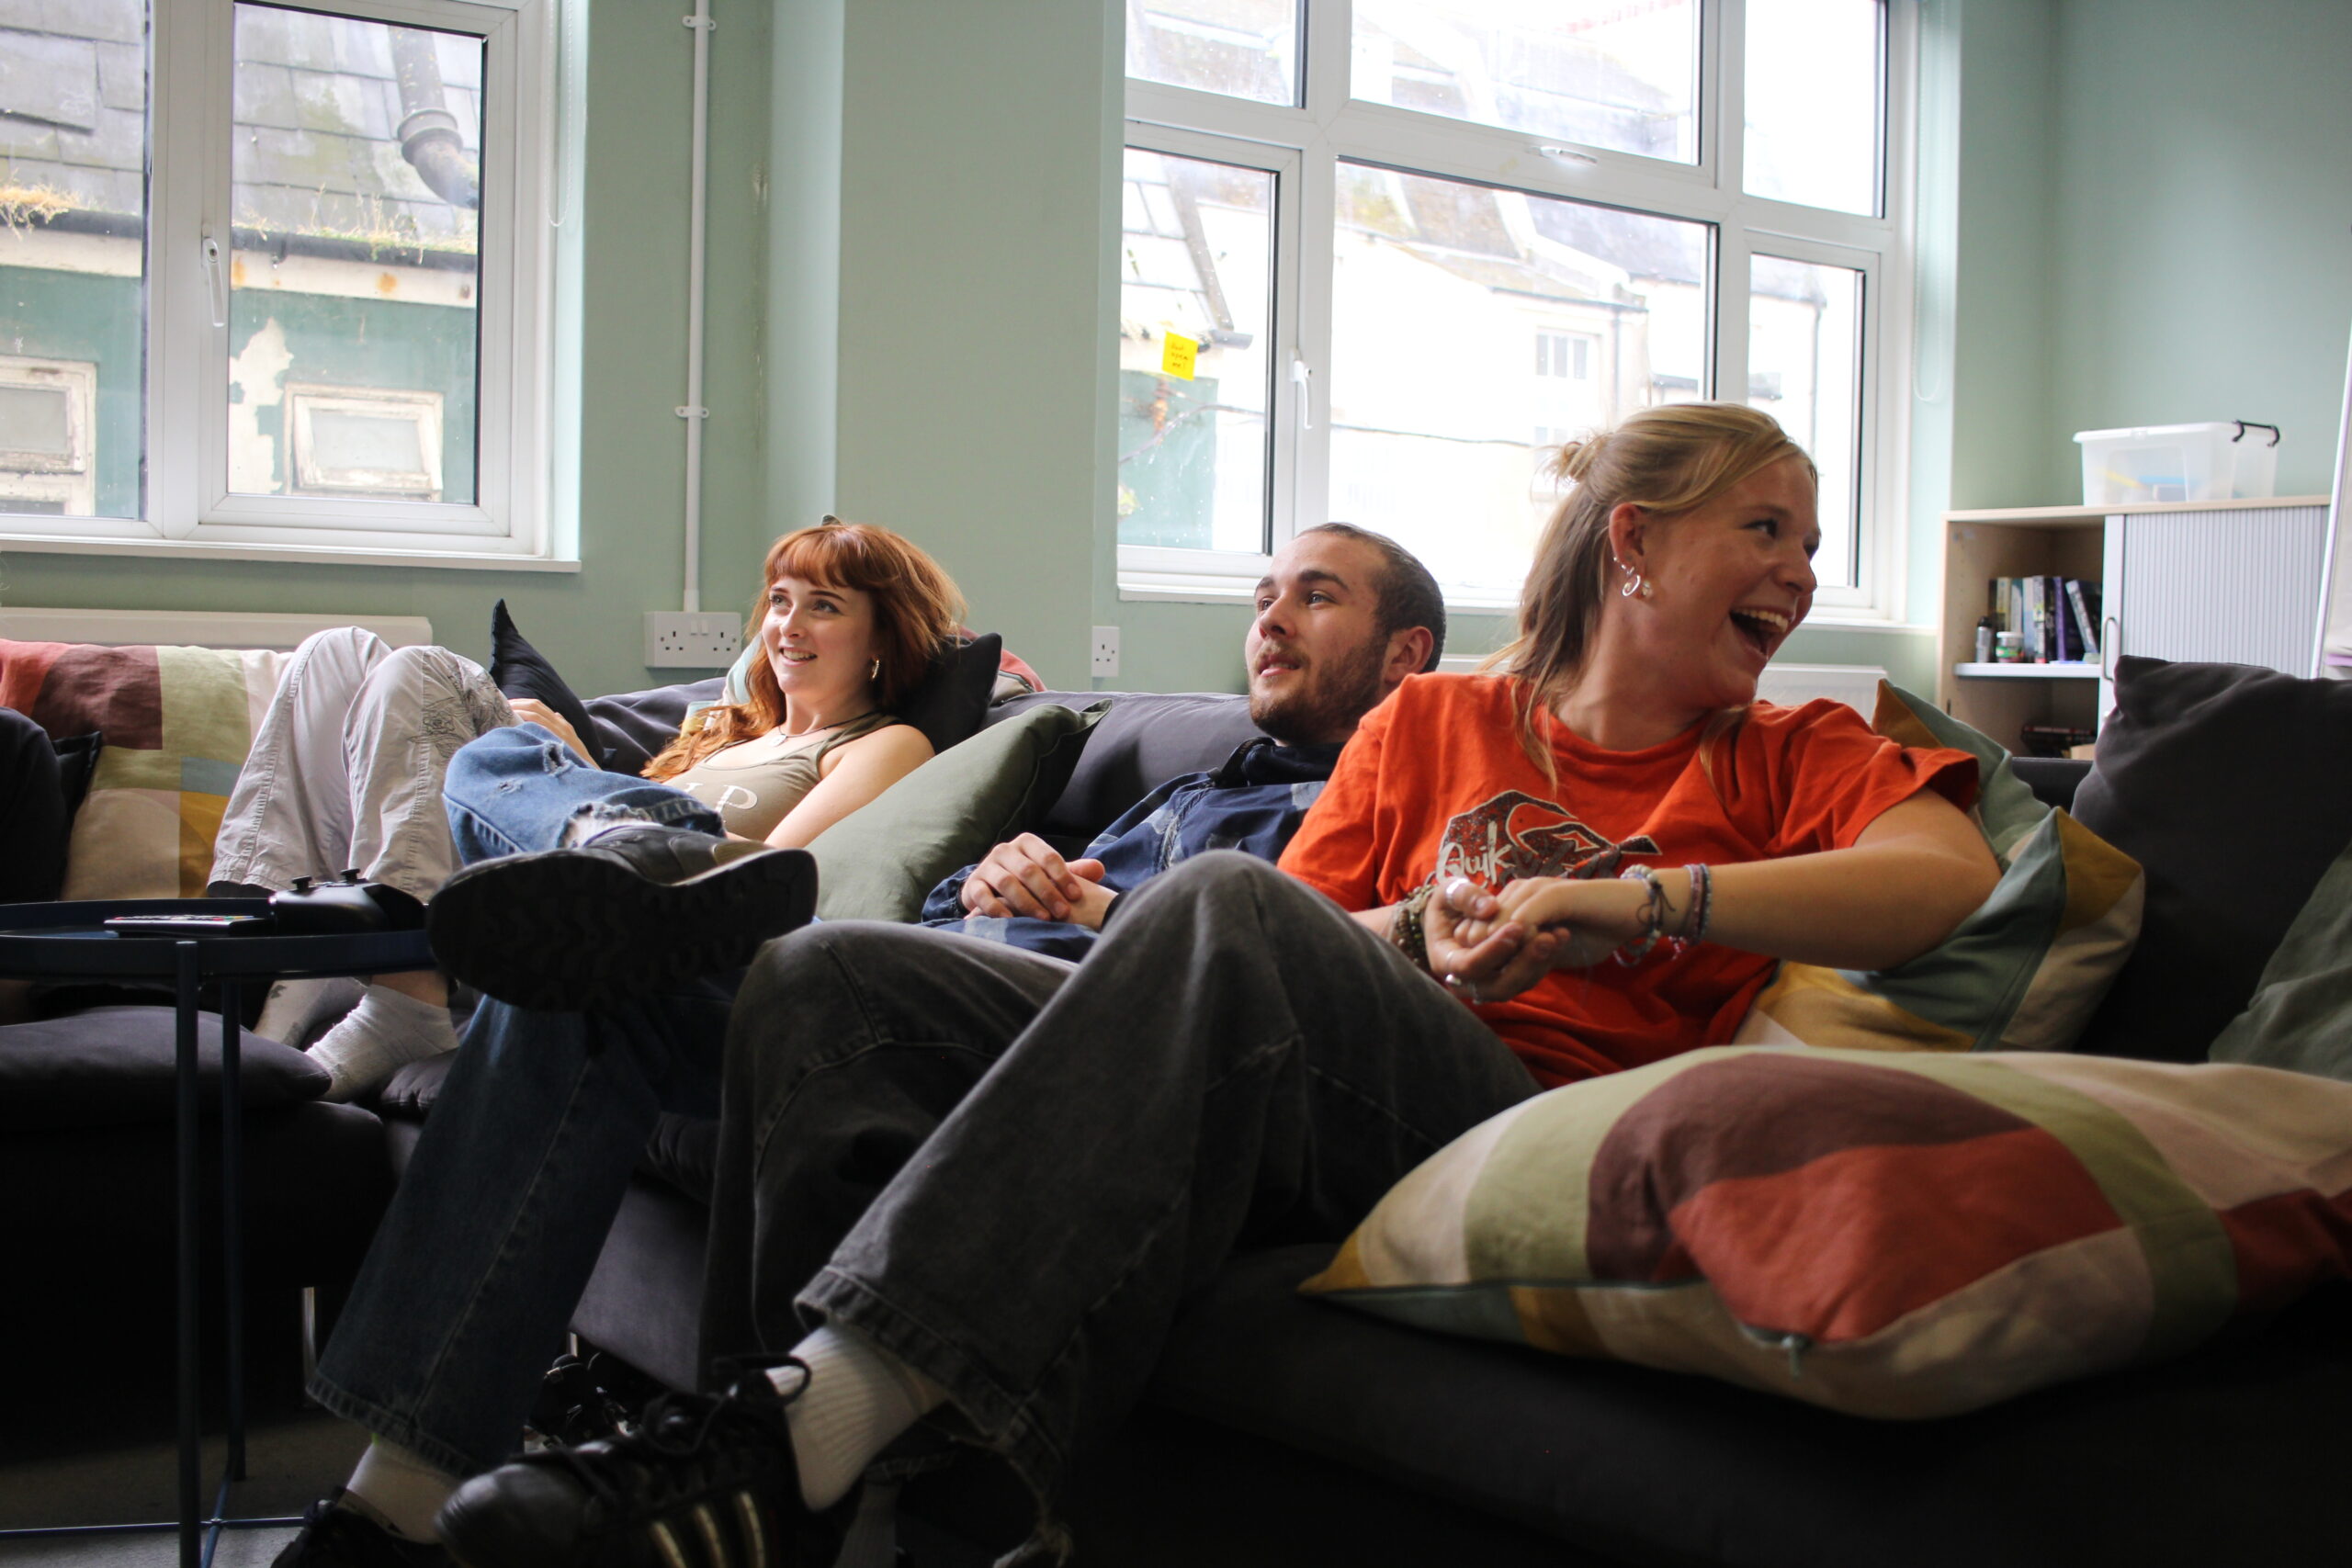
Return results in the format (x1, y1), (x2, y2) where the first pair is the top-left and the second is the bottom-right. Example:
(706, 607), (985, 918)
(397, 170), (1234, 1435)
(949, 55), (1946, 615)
(644, 610), (742, 668)
(1091, 625), (1120, 678)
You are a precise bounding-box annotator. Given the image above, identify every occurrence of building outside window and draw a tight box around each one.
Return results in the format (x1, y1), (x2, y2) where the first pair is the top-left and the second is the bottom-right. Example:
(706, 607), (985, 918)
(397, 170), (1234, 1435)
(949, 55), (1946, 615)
(1118, 0), (1909, 617)
(0, 0), (560, 561)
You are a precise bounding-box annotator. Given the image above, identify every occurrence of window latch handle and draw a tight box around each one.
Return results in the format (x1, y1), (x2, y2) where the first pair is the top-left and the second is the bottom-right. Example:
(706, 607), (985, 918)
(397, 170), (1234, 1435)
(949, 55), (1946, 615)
(1291, 355), (1313, 432)
(200, 224), (228, 330)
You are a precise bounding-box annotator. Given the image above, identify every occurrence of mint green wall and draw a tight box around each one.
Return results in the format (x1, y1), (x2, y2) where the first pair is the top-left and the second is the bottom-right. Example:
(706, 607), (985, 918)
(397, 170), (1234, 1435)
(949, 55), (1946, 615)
(2047, 0), (2352, 499)
(0, 1), (776, 698)
(830, 0), (1115, 692)
(1945, 0), (2062, 511)
(767, 0), (843, 534)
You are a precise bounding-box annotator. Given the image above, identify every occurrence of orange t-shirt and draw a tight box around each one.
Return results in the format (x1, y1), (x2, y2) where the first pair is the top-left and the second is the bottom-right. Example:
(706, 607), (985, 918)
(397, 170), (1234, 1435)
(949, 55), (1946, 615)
(1278, 674), (1979, 1088)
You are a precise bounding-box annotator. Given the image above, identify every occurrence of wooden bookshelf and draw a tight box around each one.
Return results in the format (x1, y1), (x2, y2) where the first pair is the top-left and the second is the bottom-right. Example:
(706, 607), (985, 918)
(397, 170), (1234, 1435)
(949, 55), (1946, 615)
(1939, 497), (2332, 748)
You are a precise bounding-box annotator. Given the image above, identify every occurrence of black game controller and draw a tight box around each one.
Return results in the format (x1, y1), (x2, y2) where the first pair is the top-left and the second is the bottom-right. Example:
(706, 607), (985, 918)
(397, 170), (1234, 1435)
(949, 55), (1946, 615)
(267, 870), (426, 937)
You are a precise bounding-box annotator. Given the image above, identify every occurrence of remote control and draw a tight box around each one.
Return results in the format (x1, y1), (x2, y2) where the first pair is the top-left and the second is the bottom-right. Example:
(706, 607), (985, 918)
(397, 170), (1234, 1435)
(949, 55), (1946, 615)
(103, 913), (276, 937)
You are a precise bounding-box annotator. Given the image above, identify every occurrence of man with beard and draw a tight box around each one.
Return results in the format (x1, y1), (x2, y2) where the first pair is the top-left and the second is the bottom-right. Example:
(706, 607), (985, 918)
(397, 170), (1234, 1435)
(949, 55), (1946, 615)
(919, 522), (1445, 960)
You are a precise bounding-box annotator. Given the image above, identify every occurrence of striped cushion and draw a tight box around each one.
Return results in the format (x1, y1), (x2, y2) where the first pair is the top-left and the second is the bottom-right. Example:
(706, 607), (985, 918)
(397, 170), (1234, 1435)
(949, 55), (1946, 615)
(1305, 1046), (2352, 1417)
(1732, 683), (2143, 1054)
(1, 639), (288, 898)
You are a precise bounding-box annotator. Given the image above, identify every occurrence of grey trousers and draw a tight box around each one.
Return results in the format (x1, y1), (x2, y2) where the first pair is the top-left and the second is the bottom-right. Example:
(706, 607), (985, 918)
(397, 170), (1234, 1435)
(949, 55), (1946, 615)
(210, 626), (514, 903)
(701, 852), (1540, 1505)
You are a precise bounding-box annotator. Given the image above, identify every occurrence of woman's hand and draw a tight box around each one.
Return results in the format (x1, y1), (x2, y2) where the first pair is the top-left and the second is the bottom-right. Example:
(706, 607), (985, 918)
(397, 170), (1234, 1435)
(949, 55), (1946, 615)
(1485, 875), (1652, 969)
(1423, 876), (1564, 1005)
(509, 697), (594, 765)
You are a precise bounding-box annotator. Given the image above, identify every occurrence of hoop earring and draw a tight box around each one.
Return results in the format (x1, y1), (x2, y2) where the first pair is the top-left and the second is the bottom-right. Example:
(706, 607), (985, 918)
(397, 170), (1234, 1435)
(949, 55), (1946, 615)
(869, 658), (881, 682)
(1615, 558), (1654, 601)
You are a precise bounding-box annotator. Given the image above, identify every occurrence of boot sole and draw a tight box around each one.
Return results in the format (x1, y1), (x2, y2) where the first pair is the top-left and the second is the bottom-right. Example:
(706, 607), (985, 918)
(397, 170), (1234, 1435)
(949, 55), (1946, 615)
(427, 849), (817, 1011)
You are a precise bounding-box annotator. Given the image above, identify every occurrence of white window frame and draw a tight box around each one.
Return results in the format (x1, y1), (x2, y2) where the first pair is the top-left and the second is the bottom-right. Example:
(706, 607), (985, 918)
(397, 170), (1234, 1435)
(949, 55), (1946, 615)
(0, 0), (566, 568)
(286, 385), (447, 501)
(1118, 0), (1918, 626)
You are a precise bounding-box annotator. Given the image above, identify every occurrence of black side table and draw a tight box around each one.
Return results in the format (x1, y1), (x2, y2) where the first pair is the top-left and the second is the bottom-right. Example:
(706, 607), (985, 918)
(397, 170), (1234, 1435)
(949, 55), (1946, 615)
(0, 899), (435, 1568)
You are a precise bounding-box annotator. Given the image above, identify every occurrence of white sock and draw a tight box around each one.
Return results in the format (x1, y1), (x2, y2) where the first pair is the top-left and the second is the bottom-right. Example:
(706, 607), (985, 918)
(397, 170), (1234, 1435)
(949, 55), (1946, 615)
(766, 1325), (944, 1512)
(345, 1438), (457, 1543)
(307, 984), (458, 1102)
(255, 976), (365, 1051)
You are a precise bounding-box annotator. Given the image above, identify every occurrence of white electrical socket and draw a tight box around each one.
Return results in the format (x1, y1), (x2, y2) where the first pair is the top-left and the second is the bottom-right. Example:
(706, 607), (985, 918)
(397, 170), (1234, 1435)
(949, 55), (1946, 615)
(1091, 625), (1120, 679)
(644, 610), (742, 668)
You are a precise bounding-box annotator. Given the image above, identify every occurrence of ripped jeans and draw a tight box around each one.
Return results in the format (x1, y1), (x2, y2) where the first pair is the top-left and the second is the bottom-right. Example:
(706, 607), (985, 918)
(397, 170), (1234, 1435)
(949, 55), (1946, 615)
(441, 723), (725, 862)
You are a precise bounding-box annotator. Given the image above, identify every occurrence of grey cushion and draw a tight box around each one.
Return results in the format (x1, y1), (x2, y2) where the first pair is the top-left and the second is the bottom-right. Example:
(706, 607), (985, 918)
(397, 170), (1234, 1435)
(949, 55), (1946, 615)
(0, 1006), (325, 1130)
(2071, 658), (2352, 1062)
(989, 691), (1264, 850)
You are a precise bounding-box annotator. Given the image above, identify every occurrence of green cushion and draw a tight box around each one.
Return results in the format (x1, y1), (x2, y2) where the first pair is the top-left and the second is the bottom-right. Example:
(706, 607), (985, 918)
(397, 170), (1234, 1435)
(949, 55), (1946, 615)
(804, 701), (1106, 922)
(1731, 682), (2143, 1054)
(2208, 831), (2352, 1083)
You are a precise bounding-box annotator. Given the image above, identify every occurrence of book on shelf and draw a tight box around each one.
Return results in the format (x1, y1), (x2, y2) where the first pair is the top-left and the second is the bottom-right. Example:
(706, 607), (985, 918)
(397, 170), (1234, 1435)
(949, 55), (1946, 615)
(1986, 575), (2101, 664)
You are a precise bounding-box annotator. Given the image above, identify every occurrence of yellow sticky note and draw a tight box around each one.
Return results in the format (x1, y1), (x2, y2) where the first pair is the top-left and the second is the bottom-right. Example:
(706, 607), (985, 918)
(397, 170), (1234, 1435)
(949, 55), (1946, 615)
(1160, 332), (1198, 381)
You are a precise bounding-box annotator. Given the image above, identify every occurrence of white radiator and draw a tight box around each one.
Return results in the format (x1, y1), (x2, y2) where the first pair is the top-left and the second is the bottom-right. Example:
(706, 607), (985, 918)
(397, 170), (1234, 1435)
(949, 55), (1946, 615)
(0, 607), (434, 650)
(1754, 661), (1888, 716)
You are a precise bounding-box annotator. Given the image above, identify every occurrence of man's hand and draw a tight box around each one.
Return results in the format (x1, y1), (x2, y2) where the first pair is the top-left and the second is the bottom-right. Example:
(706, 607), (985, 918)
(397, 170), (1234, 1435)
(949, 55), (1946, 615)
(1424, 876), (1563, 1005)
(961, 834), (1111, 925)
(510, 697), (594, 765)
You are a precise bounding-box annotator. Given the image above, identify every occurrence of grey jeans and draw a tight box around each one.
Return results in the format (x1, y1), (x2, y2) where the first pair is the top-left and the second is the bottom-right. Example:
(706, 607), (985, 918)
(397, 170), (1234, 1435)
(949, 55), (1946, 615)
(700, 852), (1540, 1506)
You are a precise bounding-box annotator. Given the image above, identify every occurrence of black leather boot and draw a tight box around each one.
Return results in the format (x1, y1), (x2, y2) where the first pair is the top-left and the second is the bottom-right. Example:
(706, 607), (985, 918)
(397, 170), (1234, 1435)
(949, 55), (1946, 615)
(426, 824), (817, 1011)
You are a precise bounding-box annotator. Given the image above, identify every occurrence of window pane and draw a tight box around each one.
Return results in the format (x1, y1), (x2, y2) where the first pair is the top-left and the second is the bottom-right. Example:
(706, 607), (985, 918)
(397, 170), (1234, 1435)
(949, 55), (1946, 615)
(0, 3), (146, 520)
(1351, 1), (1696, 164)
(1127, 0), (1298, 107)
(1116, 149), (1274, 553)
(1749, 254), (1862, 589)
(1329, 164), (1709, 600)
(1744, 0), (1882, 214)
(229, 4), (480, 502)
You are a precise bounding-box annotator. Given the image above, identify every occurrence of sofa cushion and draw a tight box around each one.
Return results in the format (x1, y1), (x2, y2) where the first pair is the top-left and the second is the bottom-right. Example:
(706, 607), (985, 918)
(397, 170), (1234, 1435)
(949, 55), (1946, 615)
(805, 702), (1105, 922)
(987, 692), (1265, 851)
(1, 638), (288, 898)
(2071, 657), (2352, 1062)
(1159, 1245), (2352, 1568)
(0, 1006), (327, 1129)
(2208, 830), (2352, 1083)
(1304, 1045), (2352, 1419)
(1733, 683), (2142, 1054)
(583, 679), (728, 779)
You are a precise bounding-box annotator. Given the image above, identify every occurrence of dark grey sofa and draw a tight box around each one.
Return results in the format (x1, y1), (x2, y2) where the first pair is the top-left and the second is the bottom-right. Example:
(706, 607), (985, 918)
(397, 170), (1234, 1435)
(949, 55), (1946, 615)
(367, 665), (2352, 1567)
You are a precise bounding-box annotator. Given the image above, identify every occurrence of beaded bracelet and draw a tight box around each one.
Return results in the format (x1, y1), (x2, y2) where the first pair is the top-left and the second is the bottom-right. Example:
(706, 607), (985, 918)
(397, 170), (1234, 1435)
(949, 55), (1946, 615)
(1615, 866), (1669, 965)
(1615, 863), (1715, 964)
(1681, 863), (1713, 944)
(1390, 881), (1437, 974)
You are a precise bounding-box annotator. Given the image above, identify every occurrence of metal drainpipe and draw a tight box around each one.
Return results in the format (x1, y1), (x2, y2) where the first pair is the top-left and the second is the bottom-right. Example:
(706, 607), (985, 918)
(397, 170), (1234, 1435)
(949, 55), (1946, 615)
(389, 28), (480, 209)
(679, 0), (715, 614)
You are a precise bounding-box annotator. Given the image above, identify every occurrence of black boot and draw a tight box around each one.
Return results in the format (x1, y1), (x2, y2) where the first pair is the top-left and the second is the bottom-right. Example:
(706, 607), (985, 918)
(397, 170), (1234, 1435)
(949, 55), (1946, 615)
(426, 824), (817, 1011)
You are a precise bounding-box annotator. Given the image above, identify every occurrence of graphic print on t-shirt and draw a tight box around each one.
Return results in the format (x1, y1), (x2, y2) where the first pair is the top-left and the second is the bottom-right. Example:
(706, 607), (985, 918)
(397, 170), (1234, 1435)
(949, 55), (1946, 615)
(1436, 789), (1659, 890)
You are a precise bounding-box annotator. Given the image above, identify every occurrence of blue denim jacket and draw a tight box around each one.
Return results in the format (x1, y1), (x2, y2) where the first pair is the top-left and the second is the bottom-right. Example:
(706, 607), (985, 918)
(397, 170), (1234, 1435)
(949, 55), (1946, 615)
(921, 737), (1345, 961)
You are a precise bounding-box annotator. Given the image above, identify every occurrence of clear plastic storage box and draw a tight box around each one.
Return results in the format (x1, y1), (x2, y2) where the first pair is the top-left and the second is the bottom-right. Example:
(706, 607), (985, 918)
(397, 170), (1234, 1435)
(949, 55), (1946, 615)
(2074, 422), (2279, 507)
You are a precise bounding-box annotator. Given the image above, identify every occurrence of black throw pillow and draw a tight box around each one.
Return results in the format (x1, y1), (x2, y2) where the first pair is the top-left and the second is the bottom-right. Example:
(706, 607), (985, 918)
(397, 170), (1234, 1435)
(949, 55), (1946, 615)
(489, 599), (619, 768)
(2069, 657), (2352, 1063)
(892, 632), (1001, 757)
